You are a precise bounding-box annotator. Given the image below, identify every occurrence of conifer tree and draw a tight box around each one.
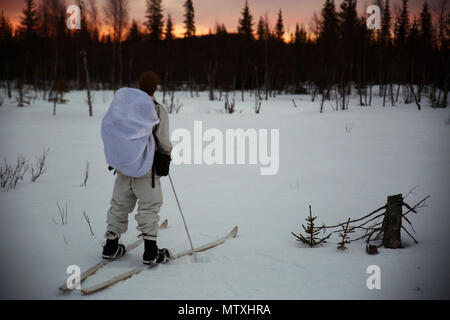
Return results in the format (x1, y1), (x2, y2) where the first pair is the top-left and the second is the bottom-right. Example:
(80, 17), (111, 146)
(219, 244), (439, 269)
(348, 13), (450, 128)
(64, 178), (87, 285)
(0, 11), (13, 98)
(257, 16), (265, 41)
(274, 9), (284, 41)
(238, 0), (253, 38)
(338, 0), (358, 77)
(408, 16), (420, 47)
(0, 11), (13, 42)
(419, 1), (432, 48)
(19, 0), (39, 39)
(337, 218), (354, 250)
(319, 0), (338, 42)
(338, 0), (358, 37)
(128, 19), (140, 41)
(165, 14), (174, 41)
(294, 23), (307, 44)
(394, 0), (410, 47)
(381, 0), (392, 46)
(183, 0), (195, 38)
(316, 0), (339, 97)
(292, 205), (331, 247)
(145, 0), (164, 41)
(215, 23), (227, 35)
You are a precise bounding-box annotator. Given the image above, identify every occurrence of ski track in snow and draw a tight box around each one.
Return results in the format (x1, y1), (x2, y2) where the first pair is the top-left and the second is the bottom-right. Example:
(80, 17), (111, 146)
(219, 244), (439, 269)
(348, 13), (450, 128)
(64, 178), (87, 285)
(0, 89), (449, 299)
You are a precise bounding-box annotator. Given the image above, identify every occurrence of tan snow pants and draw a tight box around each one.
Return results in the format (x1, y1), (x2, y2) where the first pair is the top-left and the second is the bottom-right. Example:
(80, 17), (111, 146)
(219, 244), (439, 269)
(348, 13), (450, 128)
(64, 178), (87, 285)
(106, 170), (162, 240)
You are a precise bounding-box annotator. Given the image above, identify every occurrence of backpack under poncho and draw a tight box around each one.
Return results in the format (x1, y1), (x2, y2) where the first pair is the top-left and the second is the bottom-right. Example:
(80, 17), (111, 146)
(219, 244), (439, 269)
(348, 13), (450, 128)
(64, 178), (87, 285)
(101, 88), (160, 178)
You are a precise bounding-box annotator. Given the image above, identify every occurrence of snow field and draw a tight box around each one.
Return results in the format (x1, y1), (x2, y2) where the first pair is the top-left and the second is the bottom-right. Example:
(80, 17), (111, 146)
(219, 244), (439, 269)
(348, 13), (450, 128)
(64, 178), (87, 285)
(0, 88), (449, 299)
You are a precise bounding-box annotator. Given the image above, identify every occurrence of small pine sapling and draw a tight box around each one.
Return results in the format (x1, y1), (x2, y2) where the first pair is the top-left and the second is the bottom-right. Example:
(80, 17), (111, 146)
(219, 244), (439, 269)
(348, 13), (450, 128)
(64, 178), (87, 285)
(337, 218), (354, 250)
(292, 205), (331, 247)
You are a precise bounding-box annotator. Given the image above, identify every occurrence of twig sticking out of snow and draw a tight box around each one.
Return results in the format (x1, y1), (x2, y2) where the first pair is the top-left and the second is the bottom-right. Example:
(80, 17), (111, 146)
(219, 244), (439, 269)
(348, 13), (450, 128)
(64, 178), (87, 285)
(167, 91), (184, 114)
(56, 201), (68, 225)
(404, 186), (418, 200)
(30, 148), (50, 182)
(81, 161), (89, 187)
(0, 155), (28, 191)
(291, 99), (298, 108)
(82, 210), (94, 236)
(173, 97), (183, 114)
(1, 150), (50, 190)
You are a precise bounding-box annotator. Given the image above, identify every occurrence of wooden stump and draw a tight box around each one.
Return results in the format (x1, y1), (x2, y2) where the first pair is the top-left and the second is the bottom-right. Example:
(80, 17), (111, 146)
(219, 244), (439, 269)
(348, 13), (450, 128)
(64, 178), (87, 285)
(383, 194), (403, 248)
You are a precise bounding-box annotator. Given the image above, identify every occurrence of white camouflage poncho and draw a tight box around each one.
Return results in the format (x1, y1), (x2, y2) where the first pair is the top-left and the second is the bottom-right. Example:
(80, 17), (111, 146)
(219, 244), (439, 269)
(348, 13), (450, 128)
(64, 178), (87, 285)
(101, 88), (160, 178)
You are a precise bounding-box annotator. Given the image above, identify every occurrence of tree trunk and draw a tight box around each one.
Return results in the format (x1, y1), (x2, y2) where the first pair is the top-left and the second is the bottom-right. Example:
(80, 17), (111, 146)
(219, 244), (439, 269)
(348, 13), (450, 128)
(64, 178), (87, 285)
(129, 45), (134, 86)
(241, 67), (247, 102)
(441, 75), (448, 108)
(81, 51), (93, 117)
(395, 84), (400, 104)
(409, 83), (421, 111)
(390, 82), (395, 107)
(5, 62), (11, 98)
(119, 42), (123, 88)
(208, 64), (216, 101)
(382, 194), (403, 248)
(111, 41), (116, 91)
(320, 92), (325, 113)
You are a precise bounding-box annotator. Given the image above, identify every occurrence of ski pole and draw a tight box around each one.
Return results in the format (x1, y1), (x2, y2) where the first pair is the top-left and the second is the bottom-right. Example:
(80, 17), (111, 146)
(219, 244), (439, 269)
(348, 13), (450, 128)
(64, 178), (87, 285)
(168, 173), (197, 262)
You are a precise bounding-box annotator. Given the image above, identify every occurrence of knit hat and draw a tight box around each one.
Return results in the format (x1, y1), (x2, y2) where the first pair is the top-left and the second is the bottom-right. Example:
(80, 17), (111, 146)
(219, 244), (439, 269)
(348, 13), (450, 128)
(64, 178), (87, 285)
(138, 71), (158, 96)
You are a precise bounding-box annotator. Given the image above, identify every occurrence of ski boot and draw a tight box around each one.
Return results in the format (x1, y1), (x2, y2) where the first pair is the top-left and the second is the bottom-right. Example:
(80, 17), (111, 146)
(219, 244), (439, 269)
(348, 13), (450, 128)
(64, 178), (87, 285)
(102, 231), (126, 259)
(143, 239), (172, 265)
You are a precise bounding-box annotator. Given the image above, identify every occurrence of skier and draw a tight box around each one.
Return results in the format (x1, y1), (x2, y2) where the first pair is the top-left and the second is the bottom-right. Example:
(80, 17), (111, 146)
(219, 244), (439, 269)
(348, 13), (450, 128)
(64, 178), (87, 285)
(100, 71), (172, 265)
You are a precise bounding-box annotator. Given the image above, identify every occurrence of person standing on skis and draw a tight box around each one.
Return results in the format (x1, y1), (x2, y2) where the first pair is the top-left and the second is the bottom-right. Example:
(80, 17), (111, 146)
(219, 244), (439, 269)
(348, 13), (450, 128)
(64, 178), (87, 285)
(100, 71), (172, 265)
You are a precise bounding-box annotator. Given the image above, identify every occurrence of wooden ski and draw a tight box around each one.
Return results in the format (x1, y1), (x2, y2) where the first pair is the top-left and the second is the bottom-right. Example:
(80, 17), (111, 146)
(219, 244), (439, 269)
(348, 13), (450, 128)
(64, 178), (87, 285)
(81, 226), (238, 295)
(58, 218), (169, 291)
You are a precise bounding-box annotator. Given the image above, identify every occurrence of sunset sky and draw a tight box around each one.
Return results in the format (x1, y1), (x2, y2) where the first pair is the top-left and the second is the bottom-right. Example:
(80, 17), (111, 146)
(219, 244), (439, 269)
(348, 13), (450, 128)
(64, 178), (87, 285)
(1, 0), (427, 38)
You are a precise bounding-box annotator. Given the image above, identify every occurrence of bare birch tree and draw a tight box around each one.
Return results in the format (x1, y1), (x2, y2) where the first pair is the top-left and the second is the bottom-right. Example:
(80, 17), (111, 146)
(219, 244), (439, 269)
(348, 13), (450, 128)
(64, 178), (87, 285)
(104, 0), (129, 90)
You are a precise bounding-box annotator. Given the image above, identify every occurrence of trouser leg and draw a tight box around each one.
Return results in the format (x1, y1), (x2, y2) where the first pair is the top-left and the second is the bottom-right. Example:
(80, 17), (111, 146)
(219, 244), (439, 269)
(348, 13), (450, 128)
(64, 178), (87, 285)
(106, 174), (137, 237)
(132, 172), (163, 240)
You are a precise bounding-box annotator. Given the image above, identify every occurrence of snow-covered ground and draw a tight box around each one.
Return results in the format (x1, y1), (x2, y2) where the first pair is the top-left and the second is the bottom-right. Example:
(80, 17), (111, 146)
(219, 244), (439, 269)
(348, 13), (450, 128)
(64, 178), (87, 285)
(0, 89), (449, 299)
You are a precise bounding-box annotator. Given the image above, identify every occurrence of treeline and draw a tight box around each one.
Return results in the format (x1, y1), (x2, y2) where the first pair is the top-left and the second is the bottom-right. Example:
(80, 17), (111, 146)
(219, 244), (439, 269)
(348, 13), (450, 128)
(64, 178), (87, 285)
(0, 0), (448, 109)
